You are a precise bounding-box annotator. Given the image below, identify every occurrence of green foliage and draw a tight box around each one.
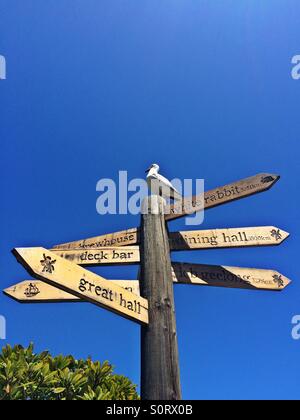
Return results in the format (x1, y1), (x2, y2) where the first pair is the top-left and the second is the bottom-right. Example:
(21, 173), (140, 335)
(0, 343), (139, 400)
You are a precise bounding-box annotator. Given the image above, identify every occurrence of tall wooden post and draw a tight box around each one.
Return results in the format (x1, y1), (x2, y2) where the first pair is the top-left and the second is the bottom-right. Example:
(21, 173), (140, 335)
(140, 195), (182, 400)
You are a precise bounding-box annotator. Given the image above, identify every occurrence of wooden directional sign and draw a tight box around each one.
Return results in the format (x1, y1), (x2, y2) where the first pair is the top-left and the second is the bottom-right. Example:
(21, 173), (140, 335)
(4, 166), (291, 401)
(7, 253), (290, 304)
(52, 246), (140, 266)
(49, 225), (289, 254)
(12, 248), (148, 324)
(166, 173), (280, 221)
(172, 262), (291, 291)
(4, 280), (140, 303)
(169, 226), (289, 250)
(53, 228), (139, 250)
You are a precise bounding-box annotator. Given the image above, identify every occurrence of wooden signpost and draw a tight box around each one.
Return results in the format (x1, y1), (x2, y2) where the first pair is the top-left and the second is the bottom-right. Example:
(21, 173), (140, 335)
(12, 247), (148, 325)
(5, 171), (291, 401)
(140, 195), (181, 400)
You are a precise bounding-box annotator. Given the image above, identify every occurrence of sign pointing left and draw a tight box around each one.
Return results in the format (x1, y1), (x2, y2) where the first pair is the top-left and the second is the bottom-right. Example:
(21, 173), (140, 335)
(12, 247), (148, 325)
(4, 280), (141, 303)
(52, 246), (140, 266)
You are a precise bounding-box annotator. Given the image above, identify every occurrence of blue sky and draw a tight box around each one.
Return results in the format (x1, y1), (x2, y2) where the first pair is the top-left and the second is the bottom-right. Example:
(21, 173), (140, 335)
(1, 1), (300, 400)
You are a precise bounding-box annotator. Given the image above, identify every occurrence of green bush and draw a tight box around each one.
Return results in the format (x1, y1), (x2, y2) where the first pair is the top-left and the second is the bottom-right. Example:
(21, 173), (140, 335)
(0, 343), (139, 400)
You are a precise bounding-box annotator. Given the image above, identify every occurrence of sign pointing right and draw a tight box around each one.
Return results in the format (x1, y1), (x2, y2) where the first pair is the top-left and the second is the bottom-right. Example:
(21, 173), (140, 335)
(166, 173), (280, 221)
(172, 262), (291, 291)
(169, 226), (289, 250)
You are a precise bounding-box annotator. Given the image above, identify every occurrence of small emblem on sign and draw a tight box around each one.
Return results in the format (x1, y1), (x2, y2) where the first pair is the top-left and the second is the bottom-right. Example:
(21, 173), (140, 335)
(24, 283), (40, 298)
(261, 176), (275, 184)
(40, 254), (56, 274)
(273, 274), (284, 288)
(270, 229), (282, 241)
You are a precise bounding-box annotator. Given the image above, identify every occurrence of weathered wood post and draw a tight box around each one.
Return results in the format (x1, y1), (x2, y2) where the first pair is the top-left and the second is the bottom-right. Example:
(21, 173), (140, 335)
(140, 195), (182, 400)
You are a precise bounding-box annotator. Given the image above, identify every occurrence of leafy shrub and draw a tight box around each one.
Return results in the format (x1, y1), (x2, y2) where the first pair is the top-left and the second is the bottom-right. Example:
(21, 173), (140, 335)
(0, 343), (139, 400)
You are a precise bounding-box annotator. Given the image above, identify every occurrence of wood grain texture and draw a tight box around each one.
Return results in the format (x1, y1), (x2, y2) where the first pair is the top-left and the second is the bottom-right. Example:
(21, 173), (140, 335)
(140, 195), (181, 400)
(172, 262), (291, 290)
(52, 228), (139, 250)
(169, 226), (289, 250)
(4, 280), (140, 303)
(50, 224), (288, 253)
(6, 257), (289, 304)
(165, 173), (280, 221)
(12, 247), (148, 324)
(51, 246), (140, 266)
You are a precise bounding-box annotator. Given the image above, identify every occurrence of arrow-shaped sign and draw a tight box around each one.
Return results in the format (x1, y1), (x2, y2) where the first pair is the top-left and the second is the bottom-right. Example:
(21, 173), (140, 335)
(172, 262), (291, 291)
(51, 224), (288, 255)
(53, 228), (139, 250)
(51, 246), (140, 266)
(52, 226), (289, 268)
(12, 247), (148, 324)
(50, 175), (280, 250)
(6, 257), (290, 304)
(169, 226), (289, 250)
(4, 280), (140, 303)
(166, 173), (280, 221)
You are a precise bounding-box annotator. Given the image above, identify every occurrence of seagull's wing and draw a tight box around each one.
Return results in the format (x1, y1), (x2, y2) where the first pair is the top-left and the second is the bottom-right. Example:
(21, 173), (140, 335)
(156, 174), (182, 201)
(156, 173), (174, 189)
(146, 172), (182, 201)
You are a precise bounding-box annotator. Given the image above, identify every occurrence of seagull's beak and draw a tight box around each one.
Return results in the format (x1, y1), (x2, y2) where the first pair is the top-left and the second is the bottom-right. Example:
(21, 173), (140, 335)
(145, 167), (151, 173)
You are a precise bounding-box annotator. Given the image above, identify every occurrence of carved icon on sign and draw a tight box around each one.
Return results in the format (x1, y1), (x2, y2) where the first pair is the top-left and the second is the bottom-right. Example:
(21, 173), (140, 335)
(270, 229), (282, 241)
(261, 176), (276, 184)
(40, 254), (56, 274)
(273, 274), (284, 288)
(24, 283), (40, 298)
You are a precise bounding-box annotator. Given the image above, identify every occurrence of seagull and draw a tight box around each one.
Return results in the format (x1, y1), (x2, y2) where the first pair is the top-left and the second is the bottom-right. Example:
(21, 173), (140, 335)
(145, 163), (182, 201)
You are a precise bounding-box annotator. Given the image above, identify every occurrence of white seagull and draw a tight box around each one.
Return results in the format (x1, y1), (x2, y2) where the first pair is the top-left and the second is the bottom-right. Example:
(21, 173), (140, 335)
(145, 163), (182, 201)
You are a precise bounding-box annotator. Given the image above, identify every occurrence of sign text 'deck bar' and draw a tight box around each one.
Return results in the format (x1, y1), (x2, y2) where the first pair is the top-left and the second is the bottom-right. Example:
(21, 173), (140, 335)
(12, 247), (148, 325)
(52, 246), (140, 266)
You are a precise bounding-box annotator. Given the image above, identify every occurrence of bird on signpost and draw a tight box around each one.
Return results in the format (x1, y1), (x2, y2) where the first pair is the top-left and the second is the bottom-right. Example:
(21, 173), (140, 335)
(145, 164), (182, 201)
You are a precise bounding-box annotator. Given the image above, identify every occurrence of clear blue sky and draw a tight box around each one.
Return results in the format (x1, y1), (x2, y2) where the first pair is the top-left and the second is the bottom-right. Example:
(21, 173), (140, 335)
(1, 1), (300, 400)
